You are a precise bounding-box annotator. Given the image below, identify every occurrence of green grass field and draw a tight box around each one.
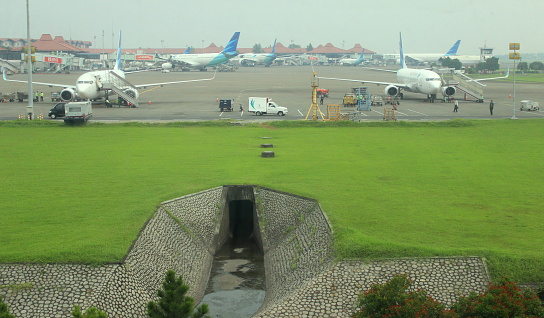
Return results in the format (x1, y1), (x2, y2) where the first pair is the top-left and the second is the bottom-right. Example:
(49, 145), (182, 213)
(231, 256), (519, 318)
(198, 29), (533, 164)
(468, 70), (544, 83)
(1, 119), (543, 282)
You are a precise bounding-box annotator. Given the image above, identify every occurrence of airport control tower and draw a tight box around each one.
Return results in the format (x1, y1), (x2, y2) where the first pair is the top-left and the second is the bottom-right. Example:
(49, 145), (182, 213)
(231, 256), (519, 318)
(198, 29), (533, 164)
(480, 45), (494, 62)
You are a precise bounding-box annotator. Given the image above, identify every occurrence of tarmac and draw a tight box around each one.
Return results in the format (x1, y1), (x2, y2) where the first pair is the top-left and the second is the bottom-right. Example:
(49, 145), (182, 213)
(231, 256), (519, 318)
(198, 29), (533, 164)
(1, 65), (542, 122)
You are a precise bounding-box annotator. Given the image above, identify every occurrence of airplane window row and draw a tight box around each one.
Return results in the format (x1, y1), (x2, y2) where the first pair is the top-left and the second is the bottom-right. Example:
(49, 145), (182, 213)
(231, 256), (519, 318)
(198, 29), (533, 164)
(77, 81), (94, 84)
(426, 78), (441, 81)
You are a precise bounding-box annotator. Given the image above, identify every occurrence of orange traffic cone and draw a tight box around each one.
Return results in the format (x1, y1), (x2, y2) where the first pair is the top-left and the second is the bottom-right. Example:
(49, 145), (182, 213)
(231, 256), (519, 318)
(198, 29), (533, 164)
(509, 94), (512, 98)
(216, 97), (219, 102)
(148, 101), (152, 105)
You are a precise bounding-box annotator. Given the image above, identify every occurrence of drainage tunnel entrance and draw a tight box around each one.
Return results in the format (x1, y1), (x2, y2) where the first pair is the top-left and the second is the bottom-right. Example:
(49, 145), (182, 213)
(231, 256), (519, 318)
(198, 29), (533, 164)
(201, 193), (266, 317)
(229, 200), (254, 242)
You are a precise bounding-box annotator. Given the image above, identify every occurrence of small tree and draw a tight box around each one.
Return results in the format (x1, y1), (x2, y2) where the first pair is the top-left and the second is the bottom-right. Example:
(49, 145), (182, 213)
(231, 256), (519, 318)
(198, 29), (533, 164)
(452, 277), (544, 318)
(306, 43), (314, 52)
(518, 61), (529, 71)
(529, 61), (544, 71)
(441, 57), (462, 70)
(252, 44), (263, 53)
(352, 274), (457, 317)
(71, 305), (108, 318)
(0, 296), (15, 318)
(147, 270), (210, 318)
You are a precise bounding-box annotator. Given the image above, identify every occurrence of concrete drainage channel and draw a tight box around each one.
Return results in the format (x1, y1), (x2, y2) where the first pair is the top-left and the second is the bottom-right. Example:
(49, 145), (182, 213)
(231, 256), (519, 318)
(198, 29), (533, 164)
(0, 185), (490, 317)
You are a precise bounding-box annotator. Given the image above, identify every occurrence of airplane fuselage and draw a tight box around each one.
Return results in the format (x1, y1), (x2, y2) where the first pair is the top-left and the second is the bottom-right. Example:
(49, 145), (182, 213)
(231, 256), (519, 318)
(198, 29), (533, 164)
(75, 69), (125, 100)
(397, 68), (442, 95)
(170, 52), (236, 69)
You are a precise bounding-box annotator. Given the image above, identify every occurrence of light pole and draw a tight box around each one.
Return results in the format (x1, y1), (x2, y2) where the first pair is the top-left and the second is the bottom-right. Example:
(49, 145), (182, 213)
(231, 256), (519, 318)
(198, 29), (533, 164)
(509, 43), (520, 120)
(26, 0), (33, 120)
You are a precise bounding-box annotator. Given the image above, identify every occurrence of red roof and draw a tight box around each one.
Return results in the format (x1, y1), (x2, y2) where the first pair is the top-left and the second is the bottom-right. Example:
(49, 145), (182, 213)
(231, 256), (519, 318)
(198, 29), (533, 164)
(307, 43), (349, 54)
(31, 34), (85, 52)
(346, 44), (376, 54)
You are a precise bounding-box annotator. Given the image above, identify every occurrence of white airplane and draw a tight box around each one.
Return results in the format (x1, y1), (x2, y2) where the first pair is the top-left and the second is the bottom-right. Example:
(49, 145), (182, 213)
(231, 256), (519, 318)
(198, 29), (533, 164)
(319, 33), (457, 102)
(405, 40), (461, 63)
(2, 32), (215, 102)
(339, 50), (366, 66)
(318, 34), (509, 103)
(233, 39), (278, 67)
(158, 32), (240, 71)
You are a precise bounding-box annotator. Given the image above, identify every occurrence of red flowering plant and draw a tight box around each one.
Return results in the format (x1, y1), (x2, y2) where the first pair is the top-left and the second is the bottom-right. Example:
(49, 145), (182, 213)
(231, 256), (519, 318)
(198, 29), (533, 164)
(452, 277), (544, 318)
(352, 274), (457, 318)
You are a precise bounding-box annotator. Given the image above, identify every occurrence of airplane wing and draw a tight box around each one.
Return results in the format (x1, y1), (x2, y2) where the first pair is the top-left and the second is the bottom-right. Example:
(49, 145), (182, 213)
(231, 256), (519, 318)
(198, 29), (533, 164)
(469, 66), (510, 82)
(2, 66), (75, 89)
(317, 75), (409, 89)
(133, 71), (216, 89)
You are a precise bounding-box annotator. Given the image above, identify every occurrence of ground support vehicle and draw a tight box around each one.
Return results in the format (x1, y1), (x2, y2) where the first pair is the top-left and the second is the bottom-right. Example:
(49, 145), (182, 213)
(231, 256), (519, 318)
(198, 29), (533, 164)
(48, 102), (66, 118)
(63, 101), (92, 124)
(219, 99), (234, 112)
(317, 88), (329, 97)
(1, 92), (15, 102)
(343, 94), (357, 107)
(17, 91), (29, 102)
(248, 97), (288, 116)
(51, 92), (62, 102)
(520, 100), (539, 111)
(371, 95), (384, 106)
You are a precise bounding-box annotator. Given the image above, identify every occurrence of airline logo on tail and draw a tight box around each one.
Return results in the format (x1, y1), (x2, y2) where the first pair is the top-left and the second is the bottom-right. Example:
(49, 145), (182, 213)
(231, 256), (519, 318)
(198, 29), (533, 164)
(264, 39), (278, 66)
(221, 32), (241, 58)
(445, 40), (461, 56)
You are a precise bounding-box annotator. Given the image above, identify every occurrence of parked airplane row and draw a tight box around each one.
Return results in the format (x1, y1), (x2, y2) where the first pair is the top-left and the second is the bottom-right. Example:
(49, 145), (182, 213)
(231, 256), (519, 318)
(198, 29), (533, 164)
(2, 32), (507, 105)
(2, 31), (222, 101)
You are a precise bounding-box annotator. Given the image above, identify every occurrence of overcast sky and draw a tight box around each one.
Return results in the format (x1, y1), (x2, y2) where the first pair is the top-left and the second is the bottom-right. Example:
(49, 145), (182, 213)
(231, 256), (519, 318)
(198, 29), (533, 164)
(2, 0), (541, 55)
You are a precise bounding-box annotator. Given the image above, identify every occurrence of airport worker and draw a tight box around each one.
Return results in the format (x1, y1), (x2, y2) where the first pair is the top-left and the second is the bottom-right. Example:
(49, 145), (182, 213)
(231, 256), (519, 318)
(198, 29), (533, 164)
(320, 95), (324, 105)
(40, 92), (44, 101)
(453, 100), (459, 112)
(105, 99), (111, 107)
(35, 91), (39, 102)
(489, 100), (494, 115)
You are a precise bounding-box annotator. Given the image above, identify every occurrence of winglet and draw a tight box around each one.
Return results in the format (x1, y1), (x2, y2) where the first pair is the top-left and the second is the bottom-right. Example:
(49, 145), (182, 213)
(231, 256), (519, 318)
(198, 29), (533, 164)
(114, 31), (122, 71)
(445, 40), (461, 56)
(222, 32), (241, 54)
(399, 33), (407, 69)
(1, 66), (7, 81)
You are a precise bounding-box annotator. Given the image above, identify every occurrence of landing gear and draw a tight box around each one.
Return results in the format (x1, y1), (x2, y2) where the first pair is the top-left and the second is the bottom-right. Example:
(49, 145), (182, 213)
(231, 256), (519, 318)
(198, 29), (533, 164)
(428, 94), (437, 103)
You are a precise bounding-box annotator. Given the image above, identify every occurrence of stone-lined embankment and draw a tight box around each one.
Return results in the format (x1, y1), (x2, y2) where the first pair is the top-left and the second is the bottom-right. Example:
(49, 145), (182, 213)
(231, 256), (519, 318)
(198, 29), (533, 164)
(1, 185), (491, 317)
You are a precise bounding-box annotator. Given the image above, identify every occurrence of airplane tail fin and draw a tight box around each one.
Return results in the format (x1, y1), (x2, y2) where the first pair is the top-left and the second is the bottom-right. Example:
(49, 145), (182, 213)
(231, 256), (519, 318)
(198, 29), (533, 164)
(222, 32), (241, 54)
(114, 31), (122, 71)
(445, 40), (461, 56)
(270, 39), (277, 55)
(183, 47), (191, 54)
(399, 33), (407, 69)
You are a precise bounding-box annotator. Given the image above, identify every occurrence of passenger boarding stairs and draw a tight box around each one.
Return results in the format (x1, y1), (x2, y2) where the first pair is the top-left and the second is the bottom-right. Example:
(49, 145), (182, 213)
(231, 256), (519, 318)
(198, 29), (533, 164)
(449, 72), (485, 102)
(100, 71), (139, 107)
(0, 58), (19, 74)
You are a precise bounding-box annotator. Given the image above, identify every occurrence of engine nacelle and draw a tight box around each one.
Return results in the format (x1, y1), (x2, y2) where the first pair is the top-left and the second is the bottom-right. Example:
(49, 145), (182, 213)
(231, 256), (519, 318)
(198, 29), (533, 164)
(441, 86), (456, 96)
(60, 88), (76, 101)
(161, 62), (173, 70)
(123, 88), (139, 101)
(240, 59), (256, 67)
(384, 85), (399, 96)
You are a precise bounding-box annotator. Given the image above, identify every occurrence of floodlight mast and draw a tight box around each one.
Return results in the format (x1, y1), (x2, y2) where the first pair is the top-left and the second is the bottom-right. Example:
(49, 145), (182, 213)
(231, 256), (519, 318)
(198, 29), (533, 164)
(26, 0), (34, 119)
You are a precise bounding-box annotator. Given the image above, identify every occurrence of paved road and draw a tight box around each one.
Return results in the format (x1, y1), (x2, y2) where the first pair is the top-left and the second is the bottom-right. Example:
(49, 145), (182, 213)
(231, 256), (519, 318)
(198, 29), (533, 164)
(1, 65), (542, 121)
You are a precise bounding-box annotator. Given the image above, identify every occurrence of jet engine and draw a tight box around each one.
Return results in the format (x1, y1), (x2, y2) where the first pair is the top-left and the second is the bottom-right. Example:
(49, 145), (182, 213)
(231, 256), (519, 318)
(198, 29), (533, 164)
(441, 86), (456, 96)
(161, 62), (173, 70)
(384, 85), (399, 96)
(60, 88), (76, 101)
(240, 59), (256, 67)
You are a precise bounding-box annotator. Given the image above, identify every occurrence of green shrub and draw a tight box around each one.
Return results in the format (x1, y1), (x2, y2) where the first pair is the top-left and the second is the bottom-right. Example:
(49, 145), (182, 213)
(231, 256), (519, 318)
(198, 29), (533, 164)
(352, 275), (457, 317)
(0, 296), (15, 318)
(71, 305), (108, 318)
(452, 277), (544, 318)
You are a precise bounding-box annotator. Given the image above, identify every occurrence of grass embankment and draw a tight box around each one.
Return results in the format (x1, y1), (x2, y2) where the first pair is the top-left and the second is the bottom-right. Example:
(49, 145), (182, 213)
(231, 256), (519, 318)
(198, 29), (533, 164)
(0, 119), (543, 282)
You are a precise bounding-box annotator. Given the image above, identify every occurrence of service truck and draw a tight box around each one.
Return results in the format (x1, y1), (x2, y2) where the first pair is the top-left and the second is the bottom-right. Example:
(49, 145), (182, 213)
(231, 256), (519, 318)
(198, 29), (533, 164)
(520, 100), (539, 111)
(248, 97), (288, 116)
(63, 101), (92, 124)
